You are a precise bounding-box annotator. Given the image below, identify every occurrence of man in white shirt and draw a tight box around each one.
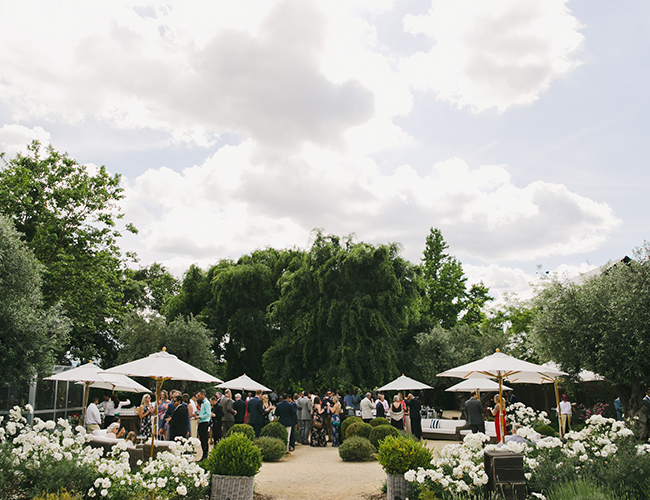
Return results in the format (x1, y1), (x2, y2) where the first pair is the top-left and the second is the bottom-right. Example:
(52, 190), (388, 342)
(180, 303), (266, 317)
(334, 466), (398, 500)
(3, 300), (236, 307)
(360, 392), (374, 423)
(559, 395), (572, 435)
(85, 397), (102, 431)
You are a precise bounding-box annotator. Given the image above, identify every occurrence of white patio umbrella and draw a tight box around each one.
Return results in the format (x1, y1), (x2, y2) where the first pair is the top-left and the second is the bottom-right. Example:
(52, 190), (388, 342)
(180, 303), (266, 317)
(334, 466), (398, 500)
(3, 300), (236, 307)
(46, 361), (148, 426)
(77, 372), (151, 393)
(104, 348), (223, 456)
(217, 374), (271, 393)
(445, 378), (511, 397)
(377, 374), (432, 392)
(437, 350), (567, 443)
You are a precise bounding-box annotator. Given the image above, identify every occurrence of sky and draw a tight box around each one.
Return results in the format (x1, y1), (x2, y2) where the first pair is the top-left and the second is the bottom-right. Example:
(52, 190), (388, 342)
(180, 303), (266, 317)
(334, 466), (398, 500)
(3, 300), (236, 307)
(0, 0), (648, 301)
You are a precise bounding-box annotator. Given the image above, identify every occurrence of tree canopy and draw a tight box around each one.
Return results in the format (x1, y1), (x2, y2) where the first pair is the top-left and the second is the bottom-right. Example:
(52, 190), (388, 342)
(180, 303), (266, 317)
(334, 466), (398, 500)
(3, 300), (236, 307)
(0, 142), (136, 364)
(0, 214), (70, 384)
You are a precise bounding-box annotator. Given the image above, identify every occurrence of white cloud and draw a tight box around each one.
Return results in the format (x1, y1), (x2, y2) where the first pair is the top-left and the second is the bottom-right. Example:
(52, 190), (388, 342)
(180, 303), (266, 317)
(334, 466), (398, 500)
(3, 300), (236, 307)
(0, 124), (50, 157)
(401, 0), (584, 111)
(122, 139), (620, 276)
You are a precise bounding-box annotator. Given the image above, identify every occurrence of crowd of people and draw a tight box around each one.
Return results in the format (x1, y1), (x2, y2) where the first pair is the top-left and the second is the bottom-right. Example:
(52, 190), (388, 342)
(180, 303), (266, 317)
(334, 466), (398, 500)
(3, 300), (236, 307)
(85, 387), (426, 460)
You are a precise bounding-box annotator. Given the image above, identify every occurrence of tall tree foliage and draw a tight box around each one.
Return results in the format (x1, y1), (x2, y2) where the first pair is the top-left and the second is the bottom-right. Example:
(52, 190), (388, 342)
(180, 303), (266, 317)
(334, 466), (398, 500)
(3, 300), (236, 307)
(0, 214), (70, 384)
(420, 228), (492, 328)
(532, 248), (650, 438)
(264, 232), (420, 390)
(0, 142), (136, 364)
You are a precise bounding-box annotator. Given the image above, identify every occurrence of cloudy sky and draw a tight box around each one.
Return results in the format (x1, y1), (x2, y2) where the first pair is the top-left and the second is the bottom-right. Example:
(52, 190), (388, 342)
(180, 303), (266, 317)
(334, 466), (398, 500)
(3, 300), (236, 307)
(0, 0), (647, 300)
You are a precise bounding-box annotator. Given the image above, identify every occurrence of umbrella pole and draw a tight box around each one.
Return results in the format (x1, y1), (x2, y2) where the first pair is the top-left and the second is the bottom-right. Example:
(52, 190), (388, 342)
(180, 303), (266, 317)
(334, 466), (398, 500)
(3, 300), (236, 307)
(150, 378), (162, 459)
(82, 382), (90, 429)
(498, 375), (504, 444)
(554, 380), (562, 439)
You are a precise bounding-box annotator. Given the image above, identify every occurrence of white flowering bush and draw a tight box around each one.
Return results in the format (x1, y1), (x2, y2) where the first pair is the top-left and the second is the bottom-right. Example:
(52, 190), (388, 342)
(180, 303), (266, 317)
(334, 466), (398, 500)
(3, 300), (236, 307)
(506, 402), (551, 430)
(405, 410), (650, 499)
(0, 406), (208, 499)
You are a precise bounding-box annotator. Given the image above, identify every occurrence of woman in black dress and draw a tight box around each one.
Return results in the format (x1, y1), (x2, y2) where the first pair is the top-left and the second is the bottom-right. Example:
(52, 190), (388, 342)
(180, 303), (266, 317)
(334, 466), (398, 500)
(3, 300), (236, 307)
(389, 395), (404, 430)
(310, 396), (327, 447)
(137, 394), (155, 438)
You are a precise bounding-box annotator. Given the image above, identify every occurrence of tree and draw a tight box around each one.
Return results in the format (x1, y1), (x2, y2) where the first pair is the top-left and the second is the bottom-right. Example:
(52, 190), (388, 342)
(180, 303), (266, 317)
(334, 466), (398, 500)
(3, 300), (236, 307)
(420, 228), (482, 328)
(532, 248), (650, 438)
(117, 313), (216, 378)
(0, 142), (136, 364)
(0, 214), (70, 385)
(264, 231), (420, 390)
(123, 262), (180, 315)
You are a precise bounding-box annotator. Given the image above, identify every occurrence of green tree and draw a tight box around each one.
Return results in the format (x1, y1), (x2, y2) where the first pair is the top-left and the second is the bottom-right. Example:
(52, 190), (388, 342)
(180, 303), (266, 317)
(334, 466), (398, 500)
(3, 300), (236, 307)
(532, 248), (650, 438)
(123, 262), (180, 314)
(0, 142), (136, 364)
(117, 313), (216, 377)
(264, 231), (420, 390)
(0, 214), (71, 384)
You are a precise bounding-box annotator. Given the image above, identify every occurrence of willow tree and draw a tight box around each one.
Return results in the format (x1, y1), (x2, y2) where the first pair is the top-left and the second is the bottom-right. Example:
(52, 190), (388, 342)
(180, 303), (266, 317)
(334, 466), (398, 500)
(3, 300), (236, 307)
(264, 231), (420, 390)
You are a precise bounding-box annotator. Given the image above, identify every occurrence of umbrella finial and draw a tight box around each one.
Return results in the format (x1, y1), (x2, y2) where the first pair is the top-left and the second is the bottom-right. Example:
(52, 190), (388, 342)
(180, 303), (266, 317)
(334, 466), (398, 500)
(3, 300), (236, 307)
(496, 348), (500, 353)
(162, 347), (166, 352)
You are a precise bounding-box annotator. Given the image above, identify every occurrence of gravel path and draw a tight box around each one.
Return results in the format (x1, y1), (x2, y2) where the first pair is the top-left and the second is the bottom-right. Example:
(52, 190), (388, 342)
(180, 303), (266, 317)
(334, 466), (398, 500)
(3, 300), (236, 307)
(253, 439), (456, 500)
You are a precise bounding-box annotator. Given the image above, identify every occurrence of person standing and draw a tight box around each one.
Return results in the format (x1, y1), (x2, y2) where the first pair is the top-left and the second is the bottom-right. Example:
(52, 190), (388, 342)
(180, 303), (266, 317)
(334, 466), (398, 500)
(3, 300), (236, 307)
(220, 389), (236, 437)
(138, 394), (155, 439)
(98, 395), (114, 428)
(614, 397), (623, 421)
(210, 395), (224, 443)
(322, 390), (333, 442)
(559, 395), (573, 434)
(188, 394), (199, 438)
(389, 396), (404, 430)
(85, 396), (102, 432)
(310, 396), (327, 447)
(297, 391), (312, 444)
(331, 395), (341, 447)
(489, 395), (506, 442)
(465, 391), (485, 434)
(407, 393), (422, 440)
(275, 394), (297, 452)
(248, 390), (265, 438)
(290, 394), (299, 450)
(157, 390), (171, 439)
(360, 392), (374, 423)
(169, 395), (189, 441)
(196, 390), (211, 461)
(233, 393), (247, 425)
(375, 394), (386, 418)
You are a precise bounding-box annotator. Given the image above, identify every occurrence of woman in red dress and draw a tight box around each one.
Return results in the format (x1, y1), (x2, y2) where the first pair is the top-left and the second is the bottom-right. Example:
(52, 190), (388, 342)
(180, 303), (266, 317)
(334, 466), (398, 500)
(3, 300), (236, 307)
(489, 394), (506, 442)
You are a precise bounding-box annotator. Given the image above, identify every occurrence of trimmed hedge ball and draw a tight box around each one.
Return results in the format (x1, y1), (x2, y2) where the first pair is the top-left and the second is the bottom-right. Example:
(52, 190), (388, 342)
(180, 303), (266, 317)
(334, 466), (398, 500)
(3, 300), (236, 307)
(340, 416), (362, 443)
(369, 424), (400, 448)
(260, 420), (288, 446)
(254, 437), (286, 462)
(227, 423), (255, 441)
(369, 417), (391, 427)
(338, 436), (376, 462)
(345, 422), (372, 440)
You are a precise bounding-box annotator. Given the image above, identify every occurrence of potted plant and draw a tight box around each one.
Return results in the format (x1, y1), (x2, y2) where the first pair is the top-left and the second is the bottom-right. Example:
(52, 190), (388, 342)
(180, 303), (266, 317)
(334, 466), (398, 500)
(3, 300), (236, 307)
(377, 435), (433, 500)
(202, 433), (263, 500)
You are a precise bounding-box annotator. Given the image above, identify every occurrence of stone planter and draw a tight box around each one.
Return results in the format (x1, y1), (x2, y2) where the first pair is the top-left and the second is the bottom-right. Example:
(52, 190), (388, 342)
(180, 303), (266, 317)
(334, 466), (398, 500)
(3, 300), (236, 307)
(211, 474), (255, 500)
(386, 473), (412, 500)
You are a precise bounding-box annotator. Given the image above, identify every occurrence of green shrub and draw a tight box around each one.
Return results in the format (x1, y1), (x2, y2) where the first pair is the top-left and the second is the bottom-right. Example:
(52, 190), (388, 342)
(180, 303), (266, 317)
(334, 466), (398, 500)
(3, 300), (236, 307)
(260, 421), (289, 446)
(338, 436), (376, 462)
(227, 423), (255, 440)
(254, 437), (286, 462)
(21, 455), (96, 499)
(399, 429), (419, 442)
(340, 416), (362, 443)
(31, 489), (84, 500)
(203, 433), (262, 477)
(345, 422), (372, 440)
(369, 424), (400, 448)
(369, 417), (390, 427)
(535, 424), (557, 437)
(377, 435), (433, 475)
(547, 478), (626, 500)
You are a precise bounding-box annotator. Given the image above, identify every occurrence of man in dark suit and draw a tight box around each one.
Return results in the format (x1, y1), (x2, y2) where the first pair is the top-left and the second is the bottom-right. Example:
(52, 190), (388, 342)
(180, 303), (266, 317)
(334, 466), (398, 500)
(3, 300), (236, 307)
(220, 389), (236, 437)
(274, 393), (297, 452)
(169, 395), (189, 441)
(465, 391), (485, 434)
(248, 389), (265, 437)
(233, 393), (247, 425)
(407, 393), (423, 440)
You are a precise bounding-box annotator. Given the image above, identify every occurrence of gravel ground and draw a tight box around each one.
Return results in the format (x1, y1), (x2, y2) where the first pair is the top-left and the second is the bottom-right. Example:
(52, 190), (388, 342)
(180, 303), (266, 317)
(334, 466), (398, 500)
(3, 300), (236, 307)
(252, 439), (456, 500)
